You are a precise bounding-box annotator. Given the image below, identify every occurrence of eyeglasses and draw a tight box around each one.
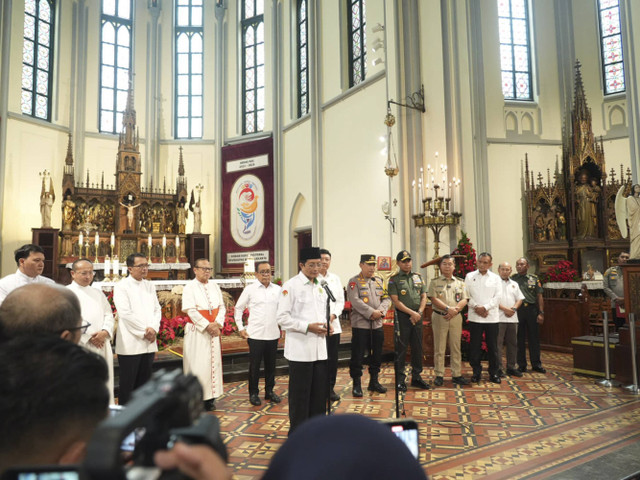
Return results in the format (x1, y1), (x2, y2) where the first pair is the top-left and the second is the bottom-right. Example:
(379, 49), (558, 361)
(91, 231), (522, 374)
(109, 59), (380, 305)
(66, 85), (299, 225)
(56, 322), (91, 335)
(257, 270), (271, 274)
(131, 264), (150, 269)
(195, 267), (213, 272)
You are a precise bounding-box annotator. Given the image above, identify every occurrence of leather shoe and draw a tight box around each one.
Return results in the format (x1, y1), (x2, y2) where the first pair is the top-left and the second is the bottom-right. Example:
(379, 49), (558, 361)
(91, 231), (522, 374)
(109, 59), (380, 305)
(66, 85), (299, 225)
(410, 377), (431, 390)
(452, 376), (470, 385)
(249, 394), (262, 406)
(507, 368), (523, 377)
(497, 369), (506, 378)
(433, 376), (444, 387)
(532, 366), (546, 373)
(203, 399), (216, 411)
(367, 381), (388, 393)
(265, 391), (281, 403)
(489, 375), (502, 384)
(397, 382), (407, 392)
(471, 374), (481, 383)
(352, 385), (363, 397)
(330, 390), (340, 402)
(518, 366), (527, 373)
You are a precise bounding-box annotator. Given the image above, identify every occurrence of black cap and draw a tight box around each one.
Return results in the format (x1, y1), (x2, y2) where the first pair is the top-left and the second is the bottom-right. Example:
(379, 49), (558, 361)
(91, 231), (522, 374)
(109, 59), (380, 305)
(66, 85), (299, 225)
(300, 247), (321, 263)
(396, 250), (411, 262)
(360, 254), (376, 264)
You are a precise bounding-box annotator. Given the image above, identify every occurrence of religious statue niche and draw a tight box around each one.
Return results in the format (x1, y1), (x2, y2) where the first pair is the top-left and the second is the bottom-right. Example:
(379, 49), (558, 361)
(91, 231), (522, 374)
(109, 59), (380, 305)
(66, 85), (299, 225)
(57, 79), (190, 273)
(524, 61), (631, 274)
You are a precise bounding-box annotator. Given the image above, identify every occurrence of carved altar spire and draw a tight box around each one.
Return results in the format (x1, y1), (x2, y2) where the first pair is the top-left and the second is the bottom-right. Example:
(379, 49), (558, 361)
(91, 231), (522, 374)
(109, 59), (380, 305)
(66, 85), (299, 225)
(178, 146), (185, 177)
(176, 146), (187, 200)
(119, 72), (138, 152)
(65, 133), (73, 166)
(573, 61), (590, 122)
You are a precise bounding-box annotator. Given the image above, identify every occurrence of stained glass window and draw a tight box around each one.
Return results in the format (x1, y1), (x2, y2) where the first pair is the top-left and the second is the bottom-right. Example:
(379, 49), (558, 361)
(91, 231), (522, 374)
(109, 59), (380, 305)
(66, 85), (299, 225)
(99, 0), (133, 134)
(175, 0), (204, 139)
(22, 0), (55, 120)
(297, 0), (309, 118)
(347, 0), (366, 87)
(598, 0), (625, 94)
(241, 0), (265, 134)
(497, 0), (532, 100)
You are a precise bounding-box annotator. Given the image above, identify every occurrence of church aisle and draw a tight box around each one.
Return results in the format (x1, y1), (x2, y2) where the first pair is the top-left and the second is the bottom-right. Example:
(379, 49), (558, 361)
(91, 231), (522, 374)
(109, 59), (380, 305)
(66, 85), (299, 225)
(209, 351), (640, 479)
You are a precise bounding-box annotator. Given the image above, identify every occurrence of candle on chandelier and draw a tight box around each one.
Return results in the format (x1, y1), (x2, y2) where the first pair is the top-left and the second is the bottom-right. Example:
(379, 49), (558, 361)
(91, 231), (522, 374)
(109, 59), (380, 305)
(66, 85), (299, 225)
(412, 180), (417, 216)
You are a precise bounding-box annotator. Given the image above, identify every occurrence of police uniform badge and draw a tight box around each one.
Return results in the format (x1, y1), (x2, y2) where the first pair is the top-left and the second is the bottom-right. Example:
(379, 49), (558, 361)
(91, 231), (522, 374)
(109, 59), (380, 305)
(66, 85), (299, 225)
(401, 289), (407, 295)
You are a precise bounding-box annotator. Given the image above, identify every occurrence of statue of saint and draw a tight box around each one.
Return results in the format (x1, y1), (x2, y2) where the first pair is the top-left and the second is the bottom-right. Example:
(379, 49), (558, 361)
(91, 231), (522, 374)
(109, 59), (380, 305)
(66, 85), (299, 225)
(40, 182), (55, 228)
(119, 201), (140, 231)
(61, 195), (76, 231)
(177, 200), (188, 234)
(575, 171), (599, 238)
(616, 184), (640, 259)
(192, 199), (202, 234)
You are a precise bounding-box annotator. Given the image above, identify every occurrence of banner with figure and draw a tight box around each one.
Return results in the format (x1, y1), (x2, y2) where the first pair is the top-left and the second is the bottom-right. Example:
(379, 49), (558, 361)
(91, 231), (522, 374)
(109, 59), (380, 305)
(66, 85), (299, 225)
(221, 137), (274, 274)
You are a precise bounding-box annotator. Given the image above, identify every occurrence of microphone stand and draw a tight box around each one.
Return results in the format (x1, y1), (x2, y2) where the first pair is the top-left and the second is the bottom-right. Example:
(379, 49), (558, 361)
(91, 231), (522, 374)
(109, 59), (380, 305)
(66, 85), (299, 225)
(322, 280), (336, 415)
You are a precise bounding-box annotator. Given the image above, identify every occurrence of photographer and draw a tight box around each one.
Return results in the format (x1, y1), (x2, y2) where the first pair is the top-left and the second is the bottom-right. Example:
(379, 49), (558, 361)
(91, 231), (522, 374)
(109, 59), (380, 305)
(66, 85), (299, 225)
(0, 335), (109, 473)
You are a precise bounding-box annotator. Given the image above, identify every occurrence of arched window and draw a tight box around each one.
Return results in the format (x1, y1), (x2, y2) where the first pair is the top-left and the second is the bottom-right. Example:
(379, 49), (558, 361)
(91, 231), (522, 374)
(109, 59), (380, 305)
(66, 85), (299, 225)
(241, 0), (265, 134)
(175, 0), (204, 139)
(347, 0), (366, 87)
(296, 0), (309, 118)
(498, 0), (533, 100)
(22, 0), (55, 121)
(597, 0), (625, 94)
(99, 0), (133, 133)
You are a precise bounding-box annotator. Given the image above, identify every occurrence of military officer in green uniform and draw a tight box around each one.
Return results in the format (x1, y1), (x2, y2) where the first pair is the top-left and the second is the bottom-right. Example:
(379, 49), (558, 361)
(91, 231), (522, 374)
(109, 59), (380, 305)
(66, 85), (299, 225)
(427, 254), (470, 387)
(603, 251), (629, 330)
(388, 250), (430, 390)
(347, 254), (391, 397)
(511, 257), (546, 374)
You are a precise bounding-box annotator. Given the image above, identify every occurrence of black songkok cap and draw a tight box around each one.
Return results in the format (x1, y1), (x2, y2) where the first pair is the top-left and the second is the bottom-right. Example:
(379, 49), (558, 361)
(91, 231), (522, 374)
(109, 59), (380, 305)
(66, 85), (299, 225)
(300, 247), (321, 263)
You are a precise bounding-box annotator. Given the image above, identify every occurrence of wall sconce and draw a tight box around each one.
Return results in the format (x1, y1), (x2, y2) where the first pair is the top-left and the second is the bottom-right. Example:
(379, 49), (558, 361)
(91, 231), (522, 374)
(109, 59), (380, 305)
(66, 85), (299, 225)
(372, 23), (385, 33)
(372, 57), (384, 67)
(372, 39), (384, 52)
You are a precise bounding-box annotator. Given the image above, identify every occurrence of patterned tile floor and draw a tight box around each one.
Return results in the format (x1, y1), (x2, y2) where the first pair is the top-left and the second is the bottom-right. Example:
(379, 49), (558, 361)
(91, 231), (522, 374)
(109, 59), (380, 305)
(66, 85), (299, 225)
(208, 351), (640, 479)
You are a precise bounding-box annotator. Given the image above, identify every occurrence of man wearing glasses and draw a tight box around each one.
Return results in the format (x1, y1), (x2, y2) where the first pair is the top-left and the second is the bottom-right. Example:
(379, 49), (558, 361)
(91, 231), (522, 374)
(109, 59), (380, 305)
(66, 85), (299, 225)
(235, 260), (282, 406)
(113, 253), (162, 404)
(67, 258), (116, 402)
(182, 258), (226, 412)
(277, 247), (330, 433)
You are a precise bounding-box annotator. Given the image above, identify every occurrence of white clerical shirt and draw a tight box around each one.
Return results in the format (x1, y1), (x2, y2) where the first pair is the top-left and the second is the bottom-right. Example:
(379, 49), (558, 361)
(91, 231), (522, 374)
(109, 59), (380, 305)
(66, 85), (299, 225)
(465, 270), (501, 324)
(319, 271), (344, 334)
(234, 281), (281, 340)
(113, 275), (161, 355)
(67, 281), (115, 343)
(277, 271), (328, 362)
(498, 278), (525, 324)
(0, 269), (55, 305)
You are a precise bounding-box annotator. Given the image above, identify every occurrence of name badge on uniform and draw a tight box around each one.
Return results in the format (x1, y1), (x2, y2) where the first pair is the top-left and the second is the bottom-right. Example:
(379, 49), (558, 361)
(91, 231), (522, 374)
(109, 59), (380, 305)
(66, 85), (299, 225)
(455, 291), (462, 302)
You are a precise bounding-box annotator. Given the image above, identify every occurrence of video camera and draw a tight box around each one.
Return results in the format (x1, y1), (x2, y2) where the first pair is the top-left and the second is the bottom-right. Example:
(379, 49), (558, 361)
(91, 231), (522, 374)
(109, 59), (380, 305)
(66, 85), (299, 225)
(2, 369), (227, 480)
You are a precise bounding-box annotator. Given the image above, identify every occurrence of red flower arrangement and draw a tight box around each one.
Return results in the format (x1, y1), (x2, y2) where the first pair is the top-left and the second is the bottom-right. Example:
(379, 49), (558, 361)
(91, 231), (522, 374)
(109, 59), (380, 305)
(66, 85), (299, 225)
(451, 231), (477, 279)
(104, 291), (117, 316)
(157, 314), (188, 350)
(540, 260), (580, 283)
(222, 306), (250, 335)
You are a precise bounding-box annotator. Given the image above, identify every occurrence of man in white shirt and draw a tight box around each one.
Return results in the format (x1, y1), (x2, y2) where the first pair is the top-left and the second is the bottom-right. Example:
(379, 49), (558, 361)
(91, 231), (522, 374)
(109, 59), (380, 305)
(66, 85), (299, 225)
(277, 247), (331, 434)
(497, 262), (524, 378)
(464, 252), (502, 384)
(319, 249), (344, 402)
(182, 258), (226, 412)
(67, 258), (116, 402)
(113, 253), (161, 404)
(0, 244), (54, 305)
(236, 261), (282, 406)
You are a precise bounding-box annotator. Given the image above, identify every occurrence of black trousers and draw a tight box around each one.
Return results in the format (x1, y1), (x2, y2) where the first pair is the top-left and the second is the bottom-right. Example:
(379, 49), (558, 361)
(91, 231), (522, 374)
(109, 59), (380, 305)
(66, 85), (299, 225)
(517, 304), (542, 369)
(468, 322), (499, 376)
(117, 352), (155, 405)
(396, 311), (423, 382)
(349, 327), (383, 380)
(247, 338), (278, 396)
(327, 333), (341, 389)
(287, 360), (328, 434)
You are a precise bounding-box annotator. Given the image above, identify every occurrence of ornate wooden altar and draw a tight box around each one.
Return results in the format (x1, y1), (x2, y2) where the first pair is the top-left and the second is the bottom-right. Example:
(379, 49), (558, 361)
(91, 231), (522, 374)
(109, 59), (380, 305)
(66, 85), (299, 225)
(56, 84), (200, 282)
(525, 61), (630, 275)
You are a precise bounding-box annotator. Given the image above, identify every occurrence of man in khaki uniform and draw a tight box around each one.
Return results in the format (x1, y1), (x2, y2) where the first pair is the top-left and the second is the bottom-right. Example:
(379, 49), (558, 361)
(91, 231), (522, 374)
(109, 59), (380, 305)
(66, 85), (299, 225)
(347, 254), (391, 397)
(428, 255), (470, 387)
(603, 251), (629, 331)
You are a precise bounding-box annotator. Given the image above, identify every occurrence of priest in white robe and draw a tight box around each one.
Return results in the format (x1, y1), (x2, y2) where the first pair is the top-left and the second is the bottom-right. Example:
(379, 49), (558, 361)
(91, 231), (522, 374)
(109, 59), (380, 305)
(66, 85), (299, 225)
(182, 258), (226, 411)
(67, 258), (115, 403)
(0, 244), (54, 305)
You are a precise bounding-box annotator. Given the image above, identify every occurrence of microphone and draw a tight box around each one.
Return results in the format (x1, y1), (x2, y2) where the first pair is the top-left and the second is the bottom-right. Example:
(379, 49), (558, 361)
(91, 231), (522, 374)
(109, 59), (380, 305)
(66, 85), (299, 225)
(320, 280), (336, 302)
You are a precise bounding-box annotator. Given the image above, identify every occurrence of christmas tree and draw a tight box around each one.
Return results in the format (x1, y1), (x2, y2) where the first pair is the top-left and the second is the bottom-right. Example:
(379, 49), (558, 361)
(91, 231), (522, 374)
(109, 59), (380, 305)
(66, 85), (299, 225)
(451, 231), (476, 279)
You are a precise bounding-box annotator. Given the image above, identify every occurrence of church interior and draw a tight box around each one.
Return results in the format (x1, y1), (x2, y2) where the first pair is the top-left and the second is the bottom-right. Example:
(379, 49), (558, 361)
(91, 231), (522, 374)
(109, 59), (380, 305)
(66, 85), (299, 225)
(2, 0), (640, 478)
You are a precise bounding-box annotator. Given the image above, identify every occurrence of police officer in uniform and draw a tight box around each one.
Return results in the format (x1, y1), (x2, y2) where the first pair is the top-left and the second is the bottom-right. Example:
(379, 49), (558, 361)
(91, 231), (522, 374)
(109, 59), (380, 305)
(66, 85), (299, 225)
(427, 254), (470, 386)
(347, 254), (391, 397)
(603, 252), (629, 331)
(388, 250), (430, 390)
(511, 257), (546, 374)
